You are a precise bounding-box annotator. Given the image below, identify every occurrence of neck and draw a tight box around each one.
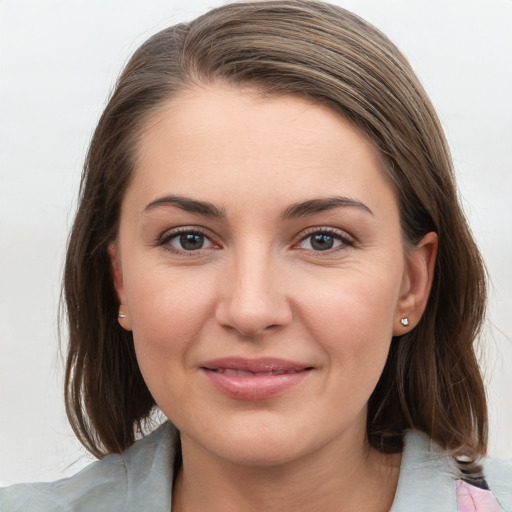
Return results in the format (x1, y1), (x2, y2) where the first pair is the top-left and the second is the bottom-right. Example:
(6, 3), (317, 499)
(172, 428), (401, 512)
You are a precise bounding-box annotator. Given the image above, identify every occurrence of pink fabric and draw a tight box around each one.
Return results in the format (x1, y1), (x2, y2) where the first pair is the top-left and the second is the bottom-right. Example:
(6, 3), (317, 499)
(456, 480), (503, 512)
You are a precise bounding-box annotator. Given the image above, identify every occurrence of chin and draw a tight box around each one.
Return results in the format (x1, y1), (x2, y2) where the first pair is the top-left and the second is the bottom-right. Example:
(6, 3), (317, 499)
(211, 436), (312, 468)
(181, 410), (348, 469)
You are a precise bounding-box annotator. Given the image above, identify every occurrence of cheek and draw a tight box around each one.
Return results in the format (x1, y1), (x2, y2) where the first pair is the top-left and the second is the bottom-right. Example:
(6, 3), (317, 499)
(125, 268), (219, 417)
(298, 275), (400, 420)
(125, 265), (217, 360)
(297, 266), (402, 365)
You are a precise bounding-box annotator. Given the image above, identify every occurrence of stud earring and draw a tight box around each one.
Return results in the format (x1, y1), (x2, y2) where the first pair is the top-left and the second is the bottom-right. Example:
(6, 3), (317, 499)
(118, 312), (127, 319)
(400, 317), (409, 326)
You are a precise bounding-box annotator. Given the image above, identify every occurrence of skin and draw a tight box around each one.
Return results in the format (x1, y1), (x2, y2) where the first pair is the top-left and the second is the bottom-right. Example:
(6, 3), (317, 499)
(110, 85), (437, 512)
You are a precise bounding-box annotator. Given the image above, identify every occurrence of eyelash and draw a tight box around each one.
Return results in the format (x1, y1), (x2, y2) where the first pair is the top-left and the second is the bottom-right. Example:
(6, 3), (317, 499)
(157, 227), (218, 256)
(156, 226), (355, 256)
(295, 227), (355, 253)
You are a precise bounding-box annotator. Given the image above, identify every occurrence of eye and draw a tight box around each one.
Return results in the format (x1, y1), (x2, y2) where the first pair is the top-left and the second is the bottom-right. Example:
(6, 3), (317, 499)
(297, 229), (352, 252)
(160, 229), (216, 253)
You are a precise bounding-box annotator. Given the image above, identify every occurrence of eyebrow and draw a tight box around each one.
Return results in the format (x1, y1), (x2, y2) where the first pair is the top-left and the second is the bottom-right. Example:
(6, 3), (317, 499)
(143, 194), (226, 218)
(142, 194), (372, 219)
(282, 197), (373, 219)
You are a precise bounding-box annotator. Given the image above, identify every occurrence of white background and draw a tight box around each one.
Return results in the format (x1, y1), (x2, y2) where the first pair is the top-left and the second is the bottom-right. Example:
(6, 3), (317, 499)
(1, 0), (511, 485)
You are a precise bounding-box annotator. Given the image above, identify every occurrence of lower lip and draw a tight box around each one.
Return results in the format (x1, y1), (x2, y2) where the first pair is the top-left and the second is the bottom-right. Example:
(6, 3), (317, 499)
(201, 369), (312, 400)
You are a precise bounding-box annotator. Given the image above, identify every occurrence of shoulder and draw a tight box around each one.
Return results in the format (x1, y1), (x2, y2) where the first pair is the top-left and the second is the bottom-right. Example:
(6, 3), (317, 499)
(482, 456), (512, 511)
(0, 422), (177, 512)
(392, 431), (512, 512)
(391, 430), (460, 511)
(0, 453), (127, 512)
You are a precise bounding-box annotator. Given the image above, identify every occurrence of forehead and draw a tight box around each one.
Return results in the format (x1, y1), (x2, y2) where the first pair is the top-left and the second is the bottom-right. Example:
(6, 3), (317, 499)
(128, 84), (397, 217)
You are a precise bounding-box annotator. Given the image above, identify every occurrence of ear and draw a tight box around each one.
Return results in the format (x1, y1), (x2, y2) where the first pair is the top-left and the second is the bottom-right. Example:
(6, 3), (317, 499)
(108, 242), (133, 331)
(393, 232), (438, 335)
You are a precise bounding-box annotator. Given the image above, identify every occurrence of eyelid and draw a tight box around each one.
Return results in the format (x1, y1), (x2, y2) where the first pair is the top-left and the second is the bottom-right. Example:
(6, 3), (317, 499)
(154, 225), (355, 255)
(294, 226), (356, 250)
(157, 226), (221, 254)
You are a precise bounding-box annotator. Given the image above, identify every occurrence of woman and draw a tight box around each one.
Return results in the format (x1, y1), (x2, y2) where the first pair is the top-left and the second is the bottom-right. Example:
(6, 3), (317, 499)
(1, 1), (510, 510)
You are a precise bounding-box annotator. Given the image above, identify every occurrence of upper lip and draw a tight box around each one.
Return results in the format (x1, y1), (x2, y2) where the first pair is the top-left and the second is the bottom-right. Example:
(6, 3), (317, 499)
(200, 357), (313, 373)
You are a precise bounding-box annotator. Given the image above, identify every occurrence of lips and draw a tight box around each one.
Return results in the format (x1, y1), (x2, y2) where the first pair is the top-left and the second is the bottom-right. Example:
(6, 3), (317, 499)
(214, 368), (303, 376)
(200, 357), (313, 400)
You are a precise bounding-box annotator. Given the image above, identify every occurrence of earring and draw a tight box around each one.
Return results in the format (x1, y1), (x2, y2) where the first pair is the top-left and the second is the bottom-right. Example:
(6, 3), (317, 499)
(118, 312), (127, 319)
(400, 317), (409, 326)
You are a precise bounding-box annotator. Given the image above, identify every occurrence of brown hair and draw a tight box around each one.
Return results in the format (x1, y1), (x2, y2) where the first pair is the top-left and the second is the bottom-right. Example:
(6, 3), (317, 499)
(64, 0), (488, 464)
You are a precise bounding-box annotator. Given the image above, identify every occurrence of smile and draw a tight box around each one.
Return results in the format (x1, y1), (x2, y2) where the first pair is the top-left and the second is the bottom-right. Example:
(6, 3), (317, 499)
(213, 368), (304, 376)
(200, 358), (313, 400)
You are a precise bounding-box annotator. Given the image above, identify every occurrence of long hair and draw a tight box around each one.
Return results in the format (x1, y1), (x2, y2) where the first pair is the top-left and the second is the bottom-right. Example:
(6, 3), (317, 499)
(63, 0), (487, 462)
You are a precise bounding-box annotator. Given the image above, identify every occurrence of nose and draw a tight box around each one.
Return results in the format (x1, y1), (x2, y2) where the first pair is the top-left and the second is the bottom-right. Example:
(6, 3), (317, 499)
(215, 248), (293, 337)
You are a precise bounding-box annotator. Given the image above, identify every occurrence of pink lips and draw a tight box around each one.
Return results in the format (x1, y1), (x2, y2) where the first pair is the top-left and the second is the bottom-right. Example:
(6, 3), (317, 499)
(200, 357), (313, 400)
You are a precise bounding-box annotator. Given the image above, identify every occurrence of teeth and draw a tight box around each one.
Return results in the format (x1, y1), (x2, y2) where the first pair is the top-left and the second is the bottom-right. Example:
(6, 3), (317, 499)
(221, 369), (255, 376)
(214, 368), (300, 376)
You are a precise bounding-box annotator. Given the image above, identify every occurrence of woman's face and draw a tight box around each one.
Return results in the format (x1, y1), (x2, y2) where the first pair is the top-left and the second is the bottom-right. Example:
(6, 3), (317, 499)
(111, 85), (435, 467)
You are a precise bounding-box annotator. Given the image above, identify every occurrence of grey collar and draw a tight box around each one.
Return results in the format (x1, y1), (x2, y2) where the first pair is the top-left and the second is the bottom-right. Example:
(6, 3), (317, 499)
(125, 424), (458, 511)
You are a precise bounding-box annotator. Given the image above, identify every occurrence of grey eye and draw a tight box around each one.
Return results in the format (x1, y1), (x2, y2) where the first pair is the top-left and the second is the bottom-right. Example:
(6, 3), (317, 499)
(168, 232), (213, 251)
(180, 233), (204, 250)
(298, 233), (344, 251)
(311, 234), (334, 251)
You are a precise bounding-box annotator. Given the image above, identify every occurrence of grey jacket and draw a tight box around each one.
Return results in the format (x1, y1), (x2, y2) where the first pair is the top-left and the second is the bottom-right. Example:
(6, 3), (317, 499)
(1, 423), (511, 511)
